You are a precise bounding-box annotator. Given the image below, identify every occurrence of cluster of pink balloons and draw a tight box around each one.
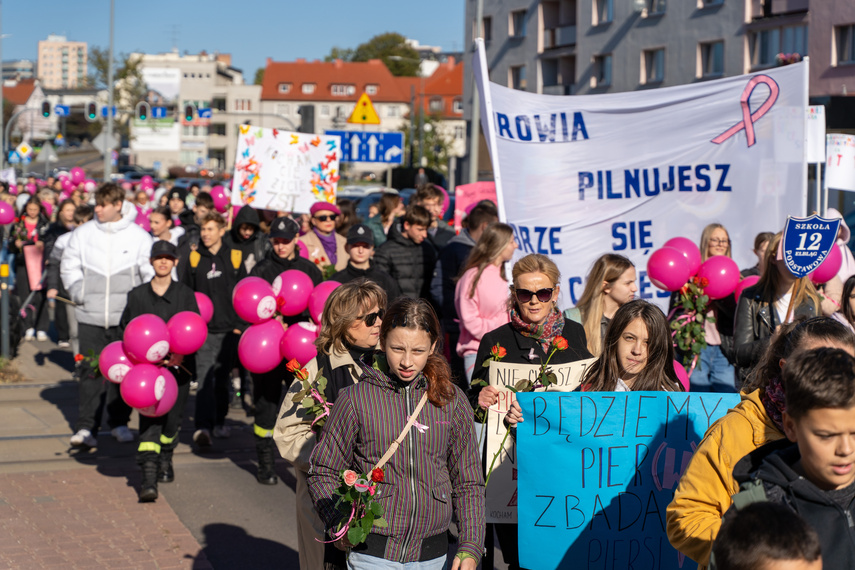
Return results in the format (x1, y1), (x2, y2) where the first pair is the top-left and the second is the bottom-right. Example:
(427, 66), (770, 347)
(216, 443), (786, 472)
(647, 237), (740, 300)
(99, 311), (208, 417)
(235, 272), (341, 373)
(210, 185), (230, 213)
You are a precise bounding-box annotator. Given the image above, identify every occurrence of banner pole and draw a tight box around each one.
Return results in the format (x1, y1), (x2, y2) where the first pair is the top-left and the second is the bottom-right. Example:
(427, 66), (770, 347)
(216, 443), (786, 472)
(821, 161), (828, 217)
(815, 163), (821, 213)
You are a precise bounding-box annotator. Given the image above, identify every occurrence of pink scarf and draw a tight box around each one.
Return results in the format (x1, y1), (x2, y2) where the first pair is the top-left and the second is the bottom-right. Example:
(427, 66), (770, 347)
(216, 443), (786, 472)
(509, 305), (564, 353)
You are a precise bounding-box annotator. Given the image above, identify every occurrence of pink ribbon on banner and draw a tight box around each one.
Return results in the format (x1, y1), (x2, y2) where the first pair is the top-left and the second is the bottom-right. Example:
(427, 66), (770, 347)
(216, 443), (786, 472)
(711, 74), (779, 148)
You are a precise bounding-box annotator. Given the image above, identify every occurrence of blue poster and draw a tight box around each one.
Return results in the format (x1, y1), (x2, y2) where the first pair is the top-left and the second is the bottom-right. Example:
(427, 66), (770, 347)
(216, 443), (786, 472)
(516, 392), (740, 570)
(782, 215), (840, 278)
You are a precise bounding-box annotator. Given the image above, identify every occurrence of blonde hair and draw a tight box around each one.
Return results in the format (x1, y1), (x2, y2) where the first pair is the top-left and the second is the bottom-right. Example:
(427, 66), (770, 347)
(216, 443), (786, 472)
(699, 223), (732, 261)
(575, 254), (634, 356)
(458, 223), (514, 298)
(511, 253), (560, 287)
(315, 279), (387, 355)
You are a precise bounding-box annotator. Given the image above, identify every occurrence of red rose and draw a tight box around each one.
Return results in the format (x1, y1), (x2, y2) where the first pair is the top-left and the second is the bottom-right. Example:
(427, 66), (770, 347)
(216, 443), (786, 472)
(700, 277), (710, 288)
(371, 468), (384, 483)
(285, 358), (301, 373)
(553, 336), (568, 351)
(490, 344), (507, 359)
(74, 354), (85, 362)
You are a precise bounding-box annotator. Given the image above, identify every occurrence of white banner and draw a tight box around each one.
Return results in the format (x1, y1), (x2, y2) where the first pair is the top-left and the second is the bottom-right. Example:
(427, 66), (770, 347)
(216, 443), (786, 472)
(473, 40), (808, 310)
(231, 127), (341, 213)
(806, 105), (826, 163)
(826, 134), (855, 192)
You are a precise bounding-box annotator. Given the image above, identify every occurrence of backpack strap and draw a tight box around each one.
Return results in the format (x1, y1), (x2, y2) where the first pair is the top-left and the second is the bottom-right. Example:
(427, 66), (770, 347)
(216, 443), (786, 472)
(231, 249), (243, 271)
(731, 479), (768, 511)
(189, 250), (201, 269)
(373, 393), (429, 472)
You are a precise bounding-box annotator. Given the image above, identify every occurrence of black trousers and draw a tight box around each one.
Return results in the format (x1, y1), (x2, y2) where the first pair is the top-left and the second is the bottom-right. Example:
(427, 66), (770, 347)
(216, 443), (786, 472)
(53, 285), (70, 342)
(16, 266), (48, 333)
(194, 332), (238, 431)
(75, 323), (132, 435)
(137, 361), (193, 464)
(251, 359), (291, 435)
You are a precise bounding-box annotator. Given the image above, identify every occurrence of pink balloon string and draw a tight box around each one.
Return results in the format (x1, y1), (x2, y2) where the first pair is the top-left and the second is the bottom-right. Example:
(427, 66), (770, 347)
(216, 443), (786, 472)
(316, 501), (356, 544)
(308, 388), (333, 427)
(687, 354), (699, 380)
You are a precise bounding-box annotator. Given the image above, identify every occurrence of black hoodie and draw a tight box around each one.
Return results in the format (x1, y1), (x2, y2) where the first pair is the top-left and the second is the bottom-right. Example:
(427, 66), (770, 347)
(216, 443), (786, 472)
(180, 241), (247, 333)
(250, 247), (322, 326)
(727, 440), (855, 569)
(331, 262), (401, 302)
(373, 221), (436, 300)
(225, 206), (270, 272)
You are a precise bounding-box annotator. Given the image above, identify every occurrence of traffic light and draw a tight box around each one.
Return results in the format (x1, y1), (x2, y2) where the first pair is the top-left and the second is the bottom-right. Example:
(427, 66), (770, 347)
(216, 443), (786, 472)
(135, 101), (151, 121)
(297, 105), (315, 134)
(184, 103), (196, 123)
(85, 101), (98, 122)
(40, 101), (51, 118)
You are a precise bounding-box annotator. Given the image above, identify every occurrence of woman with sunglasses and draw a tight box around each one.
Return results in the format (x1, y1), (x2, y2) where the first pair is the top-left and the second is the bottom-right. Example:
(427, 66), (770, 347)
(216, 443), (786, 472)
(455, 223), (517, 383)
(248, 216), (322, 486)
(274, 279), (387, 570)
(469, 253), (591, 570)
(299, 201), (349, 274)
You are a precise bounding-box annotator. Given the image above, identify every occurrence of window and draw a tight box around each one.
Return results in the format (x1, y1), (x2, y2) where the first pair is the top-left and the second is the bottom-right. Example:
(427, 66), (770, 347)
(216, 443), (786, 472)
(278, 83), (291, 94)
(454, 125), (465, 140)
(331, 84), (355, 96)
(836, 25), (855, 65)
(275, 103), (290, 116)
(366, 84), (378, 95)
(699, 41), (724, 77)
(477, 16), (492, 42)
(510, 65), (527, 90)
(642, 48), (665, 84)
(320, 105), (330, 117)
(234, 99), (252, 111)
(453, 98), (463, 114)
(510, 10), (527, 38)
(302, 83), (315, 94)
(699, 0), (723, 6)
(592, 54), (612, 87)
(644, 0), (666, 16)
(386, 105), (400, 118)
(429, 98), (444, 112)
(749, 25), (807, 68)
(593, 0), (613, 25)
(210, 124), (226, 136)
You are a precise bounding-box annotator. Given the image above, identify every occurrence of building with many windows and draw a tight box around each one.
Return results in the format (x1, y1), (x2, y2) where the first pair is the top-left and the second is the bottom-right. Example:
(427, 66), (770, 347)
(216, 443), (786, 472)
(2, 59), (35, 82)
(37, 34), (87, 89)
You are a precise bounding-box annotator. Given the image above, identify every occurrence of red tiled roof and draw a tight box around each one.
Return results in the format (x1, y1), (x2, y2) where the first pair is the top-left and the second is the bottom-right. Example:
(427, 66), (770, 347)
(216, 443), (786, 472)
(4, 79), (37, 106)
(421, 59), (464, 119)
(261, 59), (410, 103)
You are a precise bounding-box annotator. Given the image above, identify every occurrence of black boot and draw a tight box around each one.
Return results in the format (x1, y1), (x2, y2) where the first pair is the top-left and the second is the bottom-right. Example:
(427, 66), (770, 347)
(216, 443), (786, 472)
(255, 436), (278, 485)
(139, 461), (158, 502)
(158, 450), (174, 483)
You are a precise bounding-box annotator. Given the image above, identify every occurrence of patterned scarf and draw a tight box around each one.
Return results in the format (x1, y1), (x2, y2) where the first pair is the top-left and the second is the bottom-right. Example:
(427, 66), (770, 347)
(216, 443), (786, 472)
(314, 228), (338, 265)
(509, 305), (565, 353)
(761, 376), (786, 432)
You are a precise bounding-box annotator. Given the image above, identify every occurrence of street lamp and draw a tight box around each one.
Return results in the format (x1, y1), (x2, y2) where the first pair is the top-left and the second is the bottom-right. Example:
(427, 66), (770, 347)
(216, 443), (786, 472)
(388, 55), (425, 168)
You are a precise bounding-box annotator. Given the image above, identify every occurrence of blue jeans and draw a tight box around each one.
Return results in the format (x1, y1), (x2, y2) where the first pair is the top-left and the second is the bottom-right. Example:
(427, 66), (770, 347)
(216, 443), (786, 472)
(690, 344), (736, 393)
(348, 552), (447, 570)
(463, 353), (477, 385)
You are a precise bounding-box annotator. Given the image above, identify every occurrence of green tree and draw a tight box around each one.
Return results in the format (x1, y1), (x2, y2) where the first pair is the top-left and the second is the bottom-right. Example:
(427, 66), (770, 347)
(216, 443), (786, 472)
(88, 47), (147, 140)
(254, 67), (264, 85)
(324, 33), (420, 77)
(323, 47), (355, 63)
(400, 112), (454, 175)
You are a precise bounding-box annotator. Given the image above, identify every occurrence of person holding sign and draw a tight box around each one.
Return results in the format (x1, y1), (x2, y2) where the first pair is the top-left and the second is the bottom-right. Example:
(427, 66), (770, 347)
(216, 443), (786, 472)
(563, 253), (637, 357)
(308, 297), (484, 569)
(454, 223), (517, 383)
(667, 317), (855, 568)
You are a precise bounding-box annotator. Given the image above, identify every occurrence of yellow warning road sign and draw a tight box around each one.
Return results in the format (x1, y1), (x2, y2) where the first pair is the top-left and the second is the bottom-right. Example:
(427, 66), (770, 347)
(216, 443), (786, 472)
(347, 93), (381, 125)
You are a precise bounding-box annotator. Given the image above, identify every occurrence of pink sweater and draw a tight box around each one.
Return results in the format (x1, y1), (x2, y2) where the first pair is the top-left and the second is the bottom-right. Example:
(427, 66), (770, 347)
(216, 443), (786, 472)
(455, 264), (510, 357)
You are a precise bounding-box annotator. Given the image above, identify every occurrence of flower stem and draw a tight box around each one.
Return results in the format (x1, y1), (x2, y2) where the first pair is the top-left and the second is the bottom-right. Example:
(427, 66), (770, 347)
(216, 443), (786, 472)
(485, 427), (512, 487)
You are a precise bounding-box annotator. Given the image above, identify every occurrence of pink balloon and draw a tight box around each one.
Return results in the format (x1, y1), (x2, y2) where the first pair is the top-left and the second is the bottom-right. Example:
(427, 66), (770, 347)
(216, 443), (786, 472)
(810, 244), (843, 285)
(167, 311), (208, 355)
(0, 202), (14, 225)
(211, 185), (230, 213)
(279, 322), (318, 365)
(232, 277), (277, 324)
(123, 314), (170, 363)
(61, 178), (74, 193)
(735, 275), (760, 302)
(673, 361), (690, 392)
(298, 243), (309, 259)
(25, 182), (36, 194)
(8, 184), (16, 195)
(98, 340), (134, 384)
(140, 175), (153, 186)
(195, 292), (214, 323)
(41, 201), (54, 218)
(137, 368), (179, 418)
(120, 363), (166, 409)
(83, 179), (97, 192)
(121, 182), (133, 191)
(663, 237), (702, 277)
(696, 256), (741, 300)
(273, 270), (314, 316)
(647, 247), (691, 292)
(70, 167), (86, 185)
(238, 320), (286, 373)
(135, 206), (151, 232)
(308, 281), (341, 324)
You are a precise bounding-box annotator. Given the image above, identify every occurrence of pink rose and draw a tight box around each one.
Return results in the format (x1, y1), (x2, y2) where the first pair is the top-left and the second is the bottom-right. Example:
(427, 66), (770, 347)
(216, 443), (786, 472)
(342, 470), (358, 487)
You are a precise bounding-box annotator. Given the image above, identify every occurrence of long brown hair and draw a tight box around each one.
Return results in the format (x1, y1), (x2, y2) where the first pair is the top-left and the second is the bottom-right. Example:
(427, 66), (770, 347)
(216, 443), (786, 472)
(458, 222), (514, 298)
(378, 193), (402, 225)
(843, 276), (855, 327)
(583, 299), (683, 392)
(575, 254), (634, 356)
(379, 297), (455, 407)
(315, 279), (387, 356)
(754, 233), (820, 314)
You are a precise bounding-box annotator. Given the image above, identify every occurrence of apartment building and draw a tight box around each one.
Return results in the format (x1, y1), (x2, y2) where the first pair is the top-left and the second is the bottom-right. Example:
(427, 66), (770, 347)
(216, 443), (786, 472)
(37, 35), (87, 89)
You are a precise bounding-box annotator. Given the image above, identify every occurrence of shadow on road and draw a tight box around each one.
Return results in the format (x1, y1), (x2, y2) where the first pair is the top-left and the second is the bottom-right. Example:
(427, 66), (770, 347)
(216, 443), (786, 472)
(193, 523), (299, 569)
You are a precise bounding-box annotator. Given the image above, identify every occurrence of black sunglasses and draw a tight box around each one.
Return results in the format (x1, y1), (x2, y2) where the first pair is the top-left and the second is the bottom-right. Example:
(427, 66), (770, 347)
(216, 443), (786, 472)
(314, 214), (339, 222)
(357, 309), (385, 327)
(515, 288), (554, 303)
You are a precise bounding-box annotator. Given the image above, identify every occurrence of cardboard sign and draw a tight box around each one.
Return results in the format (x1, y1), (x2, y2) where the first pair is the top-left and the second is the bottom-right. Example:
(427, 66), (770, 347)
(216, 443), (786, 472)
(806, 106), (826, 163)
(516, 391), (740, 570)
(826, 133), (855, 192)
(484, 358), (595, 524)
(453, 181), (497, 232)
(782, 214), (841, 278)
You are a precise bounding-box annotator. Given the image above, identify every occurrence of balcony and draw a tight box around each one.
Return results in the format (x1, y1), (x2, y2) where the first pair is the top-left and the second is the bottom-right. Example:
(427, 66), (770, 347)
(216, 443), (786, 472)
(543, 84), (574, 95)
(544, 25), (576, 49)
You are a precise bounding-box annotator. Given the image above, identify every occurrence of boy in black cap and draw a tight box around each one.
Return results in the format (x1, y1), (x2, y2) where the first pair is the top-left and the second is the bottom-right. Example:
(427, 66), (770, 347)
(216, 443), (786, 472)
(331, 223), (401, 301)
(120, 240), (200, 502)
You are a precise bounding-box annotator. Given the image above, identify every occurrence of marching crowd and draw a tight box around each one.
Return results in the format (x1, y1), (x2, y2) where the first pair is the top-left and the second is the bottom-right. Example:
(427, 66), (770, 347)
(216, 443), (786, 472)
(5, 173), (855, 569)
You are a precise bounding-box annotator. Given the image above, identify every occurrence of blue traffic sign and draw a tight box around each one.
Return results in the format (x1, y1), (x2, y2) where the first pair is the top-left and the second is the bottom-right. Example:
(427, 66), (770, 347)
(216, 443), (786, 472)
(198, 108), (212, 119)
(101, 106), (117, 118)
(325, 130), (404, 164)
(54, 105), (70, 117)
(152, 106), (168, 119)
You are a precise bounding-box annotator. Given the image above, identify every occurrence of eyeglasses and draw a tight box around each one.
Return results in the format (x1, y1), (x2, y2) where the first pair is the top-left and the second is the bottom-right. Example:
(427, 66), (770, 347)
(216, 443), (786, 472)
(514, 288), (554, 303)
(356, 309), (385, 327)
(709, 238), (730, 246)
(314, 214), (339, 222)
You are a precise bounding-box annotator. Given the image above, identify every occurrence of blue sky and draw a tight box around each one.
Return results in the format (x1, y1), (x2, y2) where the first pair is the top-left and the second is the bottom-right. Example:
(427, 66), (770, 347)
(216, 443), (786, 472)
(2, 0), (467, 76)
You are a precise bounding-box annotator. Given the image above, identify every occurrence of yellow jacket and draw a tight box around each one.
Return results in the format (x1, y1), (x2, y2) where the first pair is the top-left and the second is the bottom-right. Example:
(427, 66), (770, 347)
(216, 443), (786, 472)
(665, 389), (784, 567)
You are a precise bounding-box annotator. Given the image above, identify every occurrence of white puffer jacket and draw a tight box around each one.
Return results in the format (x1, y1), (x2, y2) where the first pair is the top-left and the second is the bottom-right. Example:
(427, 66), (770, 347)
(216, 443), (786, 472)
(61, 201), (154, 328)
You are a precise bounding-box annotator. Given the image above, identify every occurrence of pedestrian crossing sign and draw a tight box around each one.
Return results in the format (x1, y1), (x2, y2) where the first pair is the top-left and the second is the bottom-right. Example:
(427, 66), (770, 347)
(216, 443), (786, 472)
(347, 93), (381, 125)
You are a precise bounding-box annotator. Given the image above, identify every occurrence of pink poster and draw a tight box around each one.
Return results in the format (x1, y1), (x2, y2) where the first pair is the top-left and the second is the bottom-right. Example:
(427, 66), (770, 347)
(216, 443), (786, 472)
(23, 245), (43, 291)
(453, 182), (497, 231)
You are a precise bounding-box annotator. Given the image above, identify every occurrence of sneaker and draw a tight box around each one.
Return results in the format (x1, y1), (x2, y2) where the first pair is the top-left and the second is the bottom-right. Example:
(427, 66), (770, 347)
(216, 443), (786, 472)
(24, 328), (35, 341)
(57, 340), (70, 348)
(36, 331), (48, 342)
(193, 429), (212, 447)
(213, 425), (231, 439)
(70, 429), (97, 448)
(111, 426), (134, 443)
(189, 380), (199, 391)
